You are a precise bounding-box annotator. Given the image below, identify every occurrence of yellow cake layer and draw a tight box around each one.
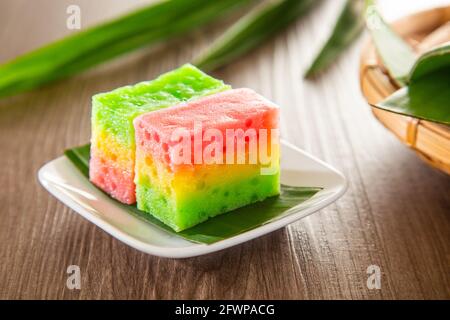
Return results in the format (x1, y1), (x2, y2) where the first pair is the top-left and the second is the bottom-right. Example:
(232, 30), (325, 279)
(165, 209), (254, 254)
(91, 128), (134, 169)
(135, 145), (280, 203)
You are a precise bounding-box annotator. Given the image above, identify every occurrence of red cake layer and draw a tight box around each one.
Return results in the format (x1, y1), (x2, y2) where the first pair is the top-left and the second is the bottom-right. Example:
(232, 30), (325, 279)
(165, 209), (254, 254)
(134, 88), (279, 171)
(89, 152), (136, 204)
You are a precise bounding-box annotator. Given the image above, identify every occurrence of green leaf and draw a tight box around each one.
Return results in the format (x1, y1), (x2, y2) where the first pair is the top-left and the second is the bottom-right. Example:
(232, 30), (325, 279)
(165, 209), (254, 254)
(0, 0), (252, 98)
(64, 144), (90, 177)
(305, 0), (365, 78)
(364, 0), (416, 86)
(65, 144), (322, 244)
(194, 0), (319, 71)
(409, 41), (450, 81)
(375, 43), (450, 124)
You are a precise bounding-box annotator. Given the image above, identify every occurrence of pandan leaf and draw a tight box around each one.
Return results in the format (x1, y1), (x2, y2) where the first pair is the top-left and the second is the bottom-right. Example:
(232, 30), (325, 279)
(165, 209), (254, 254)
(65, 144), (322, 244)
(305, 0), (365, 78)
(194, 0), (319, 71)
(0, 0), (252, 98)
(64, 144), (90, 177)
(375, 43), (450, 124)
(364, 0), (416, 86)
(409, 41), (450, 81)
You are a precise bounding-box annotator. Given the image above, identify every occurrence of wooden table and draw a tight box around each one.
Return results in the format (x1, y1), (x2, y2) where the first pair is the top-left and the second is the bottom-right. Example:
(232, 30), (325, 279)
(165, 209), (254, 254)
(0, 0), (449, 300)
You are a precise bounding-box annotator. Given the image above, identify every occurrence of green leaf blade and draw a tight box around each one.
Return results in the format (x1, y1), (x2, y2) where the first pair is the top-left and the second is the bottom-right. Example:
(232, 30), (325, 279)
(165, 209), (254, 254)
(376, 68), (450, 125)
(64, 144), (322, 244)
(194, 0), (319, 72)
(0, 0), (252, 98)
(305, 0), (365, 78)
(374, 42), (450, 125)
(364, 0), (416, 86)
(409, 41), (450, 81)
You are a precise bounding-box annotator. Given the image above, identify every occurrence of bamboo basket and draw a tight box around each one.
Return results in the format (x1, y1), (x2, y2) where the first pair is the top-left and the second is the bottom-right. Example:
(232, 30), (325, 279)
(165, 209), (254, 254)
(360, 6), (450, 175)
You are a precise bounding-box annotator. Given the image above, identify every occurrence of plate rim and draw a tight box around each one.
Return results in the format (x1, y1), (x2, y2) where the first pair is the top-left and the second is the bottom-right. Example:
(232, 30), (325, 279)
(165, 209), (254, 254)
(38, 139), (347, 258)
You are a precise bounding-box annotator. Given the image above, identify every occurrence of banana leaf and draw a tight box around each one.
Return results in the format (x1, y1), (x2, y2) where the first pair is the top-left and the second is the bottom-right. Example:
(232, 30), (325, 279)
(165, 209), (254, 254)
(65, 144), (322, 244)
(194, 0), (318, 71)
(375, 43), (450, 124)
(0, 0), (252, 98)
(364, 0), (416, 86)
(305, 0), (365, 78)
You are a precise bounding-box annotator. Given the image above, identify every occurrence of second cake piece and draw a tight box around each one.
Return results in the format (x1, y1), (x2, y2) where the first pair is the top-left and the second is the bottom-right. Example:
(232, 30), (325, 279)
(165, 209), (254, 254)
(134, 88), (280, 231)
(89, 64), (229, 204)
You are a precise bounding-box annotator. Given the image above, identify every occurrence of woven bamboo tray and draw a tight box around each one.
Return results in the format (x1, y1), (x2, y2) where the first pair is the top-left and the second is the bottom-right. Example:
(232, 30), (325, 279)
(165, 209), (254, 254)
(360, 6), (450, 175)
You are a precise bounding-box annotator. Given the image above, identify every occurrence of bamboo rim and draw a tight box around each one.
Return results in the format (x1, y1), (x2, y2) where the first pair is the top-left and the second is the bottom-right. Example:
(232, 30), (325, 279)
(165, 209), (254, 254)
(359, 5), (450, 175)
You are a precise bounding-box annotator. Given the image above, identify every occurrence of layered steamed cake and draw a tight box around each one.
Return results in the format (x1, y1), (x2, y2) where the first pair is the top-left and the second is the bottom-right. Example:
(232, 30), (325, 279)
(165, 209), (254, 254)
(89, 64), (230, 204)
(133, 88), (280, 231)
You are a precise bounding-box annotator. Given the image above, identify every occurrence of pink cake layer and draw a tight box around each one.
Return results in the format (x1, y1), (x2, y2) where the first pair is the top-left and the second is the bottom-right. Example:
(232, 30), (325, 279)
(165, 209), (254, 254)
(89, 151), (135, 204)
(134, 88), (279, 171)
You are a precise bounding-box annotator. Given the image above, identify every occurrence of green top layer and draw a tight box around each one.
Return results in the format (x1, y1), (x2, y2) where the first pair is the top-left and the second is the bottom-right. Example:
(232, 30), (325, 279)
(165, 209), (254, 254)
(92, 64), (230, 146)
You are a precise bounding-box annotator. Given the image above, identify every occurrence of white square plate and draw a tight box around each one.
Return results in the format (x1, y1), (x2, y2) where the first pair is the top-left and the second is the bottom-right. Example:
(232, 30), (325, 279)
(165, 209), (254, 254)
(38, 140), (346, 258)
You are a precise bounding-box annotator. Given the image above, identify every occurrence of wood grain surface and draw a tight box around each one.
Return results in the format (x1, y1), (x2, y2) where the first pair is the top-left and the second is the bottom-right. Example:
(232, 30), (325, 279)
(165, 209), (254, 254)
(0, 0), (449, 300)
